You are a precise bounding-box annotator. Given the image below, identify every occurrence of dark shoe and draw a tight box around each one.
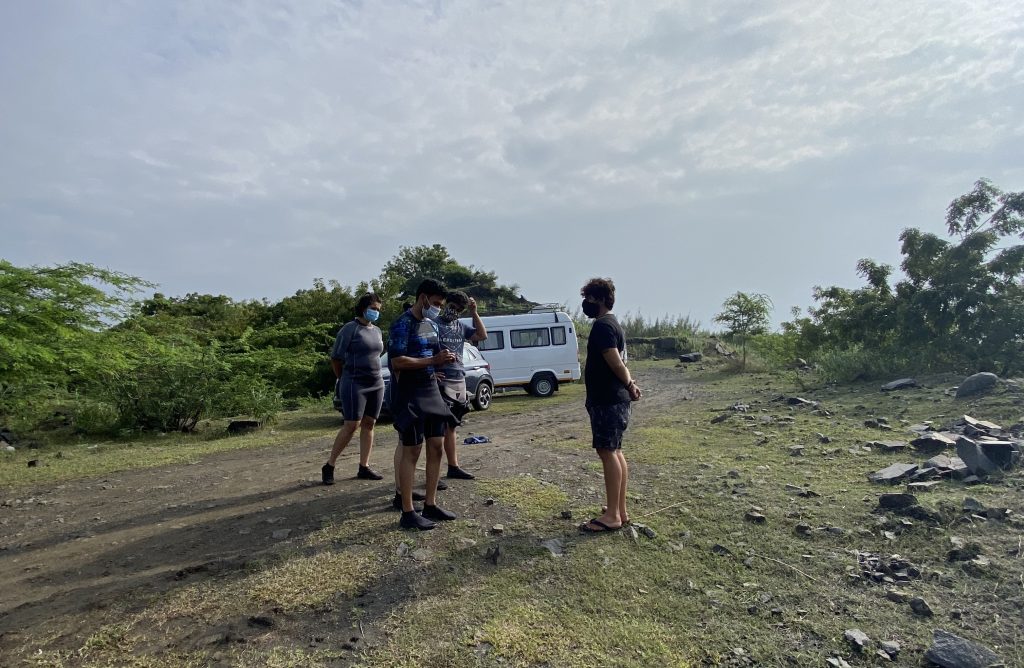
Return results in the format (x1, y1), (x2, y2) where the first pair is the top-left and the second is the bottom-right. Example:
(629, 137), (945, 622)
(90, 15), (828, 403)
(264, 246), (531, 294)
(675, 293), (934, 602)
(357, 465), (383, 480)
(400, 510), (435, 531)
(321, 463), (335, 485)
(436, 480), (449, 491)
(422, 504), (457, 521)
(391, 494), (422, 512)
(394, 490), (427, 501)
(446, 466), (475, 480)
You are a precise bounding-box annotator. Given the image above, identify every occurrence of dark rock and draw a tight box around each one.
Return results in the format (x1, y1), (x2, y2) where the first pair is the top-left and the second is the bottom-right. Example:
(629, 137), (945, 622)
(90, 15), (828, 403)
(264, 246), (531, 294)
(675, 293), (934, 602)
(744, 511), (767, 525)
(925, 629), (1003, 668)
(977, 441), (1017, 469)
(795, 523), (812, 537)
(878, 493), (918, 510)
(881, 378), (919, 391)
(797, 489), (820, 498)
(948, 542), (983, 562)
(634, 523), (657, 539)
(956, 437), (1000, 476)
(868, 463), (918, 484)
(789, 445), (805, 456)
(925, 454), (954, 470)
(711, 543), (733, 556)
(710, 413), (731, 424)
(879, 640), (900, 658)
(247, 616), (274, 629)
(910, 597), (934, 617)
(844, 628), (871, 652)
(913, 432), (958, 454)
(787, 397), (817, 407)
(817, 433), (832, 444)
(870, 440), (909, 453)
(962, 497), (986, 514)
(27, 459), (38, 468)
(955, 372), (999, 399)
(679, 353), (703, 363)
(560, 510), (573, 520)
(227, 419), (262, 435)
(865, 419), (893, 430)
(899, 504), (943, 524)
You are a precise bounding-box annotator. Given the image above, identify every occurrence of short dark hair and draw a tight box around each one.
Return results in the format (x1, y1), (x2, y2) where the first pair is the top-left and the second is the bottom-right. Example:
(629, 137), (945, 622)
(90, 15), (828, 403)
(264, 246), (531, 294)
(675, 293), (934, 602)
(416, 278), (447, 298)
(581, 277), (616, 310)
(401, 302), (413, 311)
(445, 290), (470, 310)
(354, 292), (382, 317)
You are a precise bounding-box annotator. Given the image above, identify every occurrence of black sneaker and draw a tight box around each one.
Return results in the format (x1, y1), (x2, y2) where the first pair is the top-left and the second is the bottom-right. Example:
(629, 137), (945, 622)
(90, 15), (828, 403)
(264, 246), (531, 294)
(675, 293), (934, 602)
(446, 466), (475, 480)
(436, 479), (449, 491)
(391, 494), (423, 512)
(400, 510), (435, 530)
(422, 504), (457, 521)
(357, 465), (383, 480)
(321, 463), (335, 485)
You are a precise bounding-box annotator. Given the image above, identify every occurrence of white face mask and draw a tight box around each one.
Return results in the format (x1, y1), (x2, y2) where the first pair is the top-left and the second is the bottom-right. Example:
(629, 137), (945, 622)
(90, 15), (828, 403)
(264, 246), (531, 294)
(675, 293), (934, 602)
(425, 304), (441, 319)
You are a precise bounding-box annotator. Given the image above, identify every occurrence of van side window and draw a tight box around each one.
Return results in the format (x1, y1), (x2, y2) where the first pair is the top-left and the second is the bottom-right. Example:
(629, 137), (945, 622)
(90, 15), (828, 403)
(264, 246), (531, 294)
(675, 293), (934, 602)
(477, 331), (505, 351)
(511, 328), (550, 348)
(551, 326), (567, 346)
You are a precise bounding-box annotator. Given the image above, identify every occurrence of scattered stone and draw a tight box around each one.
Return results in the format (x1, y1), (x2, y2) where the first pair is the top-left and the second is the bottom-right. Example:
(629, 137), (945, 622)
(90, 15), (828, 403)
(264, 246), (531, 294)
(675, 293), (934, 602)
(785, 484), (802, 493)
(679, 352), (703, 363)
(491, 524), (504, 535)
(540, 539), (564, 557)
(484, 545), (501, 565)
(560, 510), (573, 520)
(868, 463), (918, 484)
(881, 378), (918, 392)
(797, 489), (820, 498)
(744, 511), (767, 525)
(711, 543), (733, 556)
(787, 397), (817, 407)
(977, 441), (1017, 469)
(411, 548), (432, 561)
(878, 493), (918, 510)
(962, 497), (986, 514)
(956, 437), (1000, 476)
(870, 440), (909, 453)
(1, 445), (14, 453)
(955, 372), (999, 399)
(727, 469), (741, 479)
(27, 460), (38, 468)
(711, 413), (731, 424)
(817, 433), (832, 443)
(925, 454), (954, 469)
(789, 445), (805, 456)
(271, 529), (291, 540)
(908, 481), (941, 491)
(879, 640), (900, 658)
(925, 629), (1003, 668)
(886, 589), (911, 603)
(795, 523), (812, 537)
(910, 597), (934, 617)
(947, 540), (983, 562)
(912, 432), (958, 454)
(844, 629), (871, 652)
(825, 657), (851, 668)
(484, 498), (495, 506)
(634, 523), (657, 539)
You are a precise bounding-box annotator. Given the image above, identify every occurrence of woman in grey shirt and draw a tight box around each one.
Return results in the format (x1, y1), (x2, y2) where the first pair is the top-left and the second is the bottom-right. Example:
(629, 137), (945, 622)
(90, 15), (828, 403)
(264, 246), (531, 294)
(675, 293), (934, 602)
(322, 293), (386, 484)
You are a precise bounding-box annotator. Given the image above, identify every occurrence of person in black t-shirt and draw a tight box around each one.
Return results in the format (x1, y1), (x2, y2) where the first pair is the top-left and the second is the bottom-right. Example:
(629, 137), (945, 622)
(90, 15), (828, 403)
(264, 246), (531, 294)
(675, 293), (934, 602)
(578, 277), (642, 533)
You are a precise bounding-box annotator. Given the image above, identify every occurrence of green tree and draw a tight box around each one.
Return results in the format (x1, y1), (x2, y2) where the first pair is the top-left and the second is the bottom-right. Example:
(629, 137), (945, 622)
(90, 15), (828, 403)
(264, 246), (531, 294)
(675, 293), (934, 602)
(713, 292), (773, 370)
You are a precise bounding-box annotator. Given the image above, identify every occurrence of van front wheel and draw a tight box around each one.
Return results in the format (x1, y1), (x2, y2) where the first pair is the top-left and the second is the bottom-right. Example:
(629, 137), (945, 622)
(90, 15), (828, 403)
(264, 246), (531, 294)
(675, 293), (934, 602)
(528, 374), (557, 398)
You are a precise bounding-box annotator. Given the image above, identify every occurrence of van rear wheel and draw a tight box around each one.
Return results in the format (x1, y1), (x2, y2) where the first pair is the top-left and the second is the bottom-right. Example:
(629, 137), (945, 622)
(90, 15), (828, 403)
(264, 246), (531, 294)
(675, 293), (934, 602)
(528, 373), (557, 398)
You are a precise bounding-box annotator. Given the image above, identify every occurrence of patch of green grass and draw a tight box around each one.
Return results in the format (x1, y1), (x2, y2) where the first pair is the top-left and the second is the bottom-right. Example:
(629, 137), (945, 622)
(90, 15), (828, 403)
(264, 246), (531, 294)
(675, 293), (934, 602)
(486, 383), (583, 415)
(246, 549), (381, 611)
(0, 406), (340, 488)
(475, 476), (570, 521)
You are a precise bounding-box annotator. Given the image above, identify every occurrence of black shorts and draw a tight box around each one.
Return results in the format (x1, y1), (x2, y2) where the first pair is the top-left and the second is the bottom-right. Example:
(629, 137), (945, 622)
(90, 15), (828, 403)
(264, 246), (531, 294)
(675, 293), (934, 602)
(338, 376), (384, 421)
(398, 417), (447, 447)
(587, 402), (631, 450)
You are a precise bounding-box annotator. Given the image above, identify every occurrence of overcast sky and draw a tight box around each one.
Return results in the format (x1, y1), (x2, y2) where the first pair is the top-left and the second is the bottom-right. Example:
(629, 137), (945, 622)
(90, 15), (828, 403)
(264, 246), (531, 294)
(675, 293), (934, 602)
(2, 1), (1022, 327)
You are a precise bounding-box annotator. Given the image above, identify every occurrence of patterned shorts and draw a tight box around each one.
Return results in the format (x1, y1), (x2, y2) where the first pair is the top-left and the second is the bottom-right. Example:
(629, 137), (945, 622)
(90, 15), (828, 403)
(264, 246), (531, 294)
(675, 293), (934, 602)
(586, 402), (631, 450)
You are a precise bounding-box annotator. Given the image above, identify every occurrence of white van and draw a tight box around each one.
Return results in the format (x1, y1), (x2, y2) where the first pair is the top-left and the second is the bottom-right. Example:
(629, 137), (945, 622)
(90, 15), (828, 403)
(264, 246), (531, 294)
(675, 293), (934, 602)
(461, 306), (581, 397)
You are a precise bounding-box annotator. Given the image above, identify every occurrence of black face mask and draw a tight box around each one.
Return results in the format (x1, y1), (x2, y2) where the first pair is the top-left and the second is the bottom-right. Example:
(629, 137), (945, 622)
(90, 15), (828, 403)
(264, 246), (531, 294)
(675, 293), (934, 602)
(581, 300), (601, 318)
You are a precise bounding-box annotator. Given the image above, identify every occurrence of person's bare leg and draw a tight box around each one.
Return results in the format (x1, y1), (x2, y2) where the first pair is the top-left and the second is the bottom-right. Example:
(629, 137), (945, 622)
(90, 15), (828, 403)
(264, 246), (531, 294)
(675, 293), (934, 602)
(586, 449), (622, 529)
(399, 444), (423, 512)
(616, 450), (629, 524)
(443, 427), (458, 467)
(393, 442), (402, 493)
(357, 416), (376, 467)
(424, 436), (444, 506)
(327, 421), (359, 465)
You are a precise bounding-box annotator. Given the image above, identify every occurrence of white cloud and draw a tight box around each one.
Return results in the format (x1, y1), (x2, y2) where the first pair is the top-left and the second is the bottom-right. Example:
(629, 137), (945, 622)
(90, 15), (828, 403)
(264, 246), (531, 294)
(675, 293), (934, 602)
(1, 0), (1022, 322)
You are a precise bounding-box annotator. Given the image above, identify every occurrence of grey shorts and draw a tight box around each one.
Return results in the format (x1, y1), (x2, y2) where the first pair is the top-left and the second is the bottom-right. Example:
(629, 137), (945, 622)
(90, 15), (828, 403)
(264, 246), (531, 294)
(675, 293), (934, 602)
(587, 402), (631, 450)
(338, 376), (384, 421)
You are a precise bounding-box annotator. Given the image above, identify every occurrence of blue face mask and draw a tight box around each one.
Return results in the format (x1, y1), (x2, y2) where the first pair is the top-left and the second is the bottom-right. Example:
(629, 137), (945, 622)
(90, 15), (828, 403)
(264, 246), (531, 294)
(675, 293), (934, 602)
(364, 308), (380, 322)
(425, 304), (441, 319)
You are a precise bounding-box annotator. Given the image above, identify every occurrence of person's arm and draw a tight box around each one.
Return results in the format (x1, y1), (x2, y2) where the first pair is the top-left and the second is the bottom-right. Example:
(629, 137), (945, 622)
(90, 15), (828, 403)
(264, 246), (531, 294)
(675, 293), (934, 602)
(602, 348), (642, 400)
(466, 298), (487, 343)
(330, 322), (355, 378)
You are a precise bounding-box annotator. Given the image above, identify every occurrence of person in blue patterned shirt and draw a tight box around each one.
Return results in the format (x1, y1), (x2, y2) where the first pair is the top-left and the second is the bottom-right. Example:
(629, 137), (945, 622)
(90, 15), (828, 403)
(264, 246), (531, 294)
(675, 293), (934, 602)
(388, 279), (458, 530)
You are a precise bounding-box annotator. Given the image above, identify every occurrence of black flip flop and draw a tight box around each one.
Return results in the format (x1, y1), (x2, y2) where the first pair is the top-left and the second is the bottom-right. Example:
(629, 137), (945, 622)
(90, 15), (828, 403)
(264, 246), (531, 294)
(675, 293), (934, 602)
(579, 518), (621, 533)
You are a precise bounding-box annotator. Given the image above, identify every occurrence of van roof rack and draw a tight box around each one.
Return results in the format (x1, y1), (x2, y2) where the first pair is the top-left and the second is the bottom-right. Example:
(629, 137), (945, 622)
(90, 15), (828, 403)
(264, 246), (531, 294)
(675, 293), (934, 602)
(477, 302), (565, 317)
(528, 303), (564, 313)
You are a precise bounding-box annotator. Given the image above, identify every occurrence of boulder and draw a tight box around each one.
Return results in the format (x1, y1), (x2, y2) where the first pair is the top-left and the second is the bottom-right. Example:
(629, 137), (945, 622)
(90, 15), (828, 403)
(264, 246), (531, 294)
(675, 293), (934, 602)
(227, 420), (262, 435)
(956, 437), (1000, 477)
(955, 373), (999, 399)
(976, 441), (1017, 469)
(868, 463), (918, 484)
(679, 352), (703, 363)
(877, 493), (918, 510)
(924, 629), (1003, 668)
(911, 432), (957, 454)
